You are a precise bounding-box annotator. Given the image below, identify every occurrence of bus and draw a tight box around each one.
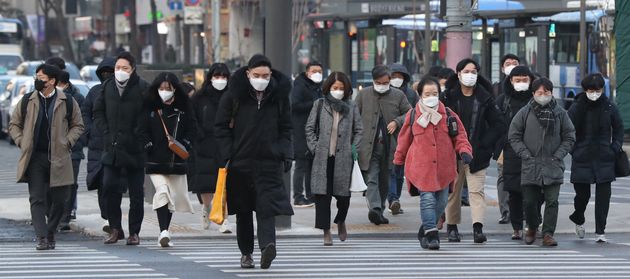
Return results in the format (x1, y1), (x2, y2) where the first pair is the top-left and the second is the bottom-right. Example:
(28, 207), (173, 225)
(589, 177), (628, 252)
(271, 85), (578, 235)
(0, 18), (25, 74)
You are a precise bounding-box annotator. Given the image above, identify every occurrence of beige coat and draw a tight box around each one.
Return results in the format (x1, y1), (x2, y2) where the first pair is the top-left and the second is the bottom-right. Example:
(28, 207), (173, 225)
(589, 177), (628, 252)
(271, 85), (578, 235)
(9, 90), (85, 187)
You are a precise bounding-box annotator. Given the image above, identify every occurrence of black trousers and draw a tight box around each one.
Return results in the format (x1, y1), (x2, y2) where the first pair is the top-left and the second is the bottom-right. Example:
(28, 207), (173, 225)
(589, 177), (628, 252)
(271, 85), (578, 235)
(156, 205), (172, 231)
(98, 186), (108, 220)
(103, 165), (145, 234)
(508, 190), (524, 230)
(292, 158), (313, 201)
(236, 211), (276, 255)
(314, 156), (350, 230)
(570, 182), (612, 234)
(27, 152), (70, 238)
(61, 159), (80, 223)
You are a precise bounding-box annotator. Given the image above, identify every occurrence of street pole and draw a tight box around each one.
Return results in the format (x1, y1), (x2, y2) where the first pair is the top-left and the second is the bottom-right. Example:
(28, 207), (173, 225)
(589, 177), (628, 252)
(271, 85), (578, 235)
(424, 0), (432, 74)
(445, 0), (472, 70)
(579, 0), (587, 79)
(264, 0), (293, 229)
(212, 0), (221, 63)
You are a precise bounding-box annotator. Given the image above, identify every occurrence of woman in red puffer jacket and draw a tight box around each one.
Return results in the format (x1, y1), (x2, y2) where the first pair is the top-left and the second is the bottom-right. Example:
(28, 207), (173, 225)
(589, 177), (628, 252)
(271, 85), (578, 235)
(393, 77), (472, 250)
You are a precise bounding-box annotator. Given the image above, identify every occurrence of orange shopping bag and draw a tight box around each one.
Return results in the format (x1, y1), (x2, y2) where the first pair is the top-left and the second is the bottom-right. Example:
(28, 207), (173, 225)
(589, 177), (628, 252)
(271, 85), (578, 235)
(209, 167), (228, 225)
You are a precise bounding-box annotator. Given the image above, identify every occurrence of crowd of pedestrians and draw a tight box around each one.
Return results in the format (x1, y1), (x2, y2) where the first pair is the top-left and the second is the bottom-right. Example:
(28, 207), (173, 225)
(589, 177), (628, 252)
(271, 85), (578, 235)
(7, 51), (627, 269)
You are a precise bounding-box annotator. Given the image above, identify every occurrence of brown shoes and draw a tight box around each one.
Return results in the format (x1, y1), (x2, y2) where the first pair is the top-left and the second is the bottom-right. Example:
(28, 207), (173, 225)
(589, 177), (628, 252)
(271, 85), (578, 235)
(338, 222), (347, 242)
(323, 229), (333, 246)
(126, 233), (140, 245)
(524, 228), (536, 245)
(104, 228), (125, 244)
(542, 234), (558, 247)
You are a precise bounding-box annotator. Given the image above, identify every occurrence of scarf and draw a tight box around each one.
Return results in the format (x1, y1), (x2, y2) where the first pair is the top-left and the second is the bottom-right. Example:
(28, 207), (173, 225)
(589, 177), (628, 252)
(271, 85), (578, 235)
(531, 98), (556, 130)
(325, 94), (349, 114)
(115, 79), (129, 96)
(417, 101), (442, 128)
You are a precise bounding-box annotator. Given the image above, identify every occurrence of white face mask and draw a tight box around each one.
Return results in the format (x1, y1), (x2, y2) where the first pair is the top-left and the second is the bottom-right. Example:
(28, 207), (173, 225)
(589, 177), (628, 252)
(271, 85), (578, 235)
(309, 72), (323, 83)
(460, 73), (477, 87)
(513, 82), (530, 92)
(504, 65), (516, 76)
(586, 91), (602, 101)
(330, 90), (345, 100)
(212, 79), (228, 91)
(115, 70), (130, 83)
(249, 78), (270, 91)
(158, 90), (174, 102)
(374, 84), (390, 94)
(390, 78), (404, 88)
(440, 85), (446, 92)
(534, 95), (553, 106)
(422, 96), (440, 108)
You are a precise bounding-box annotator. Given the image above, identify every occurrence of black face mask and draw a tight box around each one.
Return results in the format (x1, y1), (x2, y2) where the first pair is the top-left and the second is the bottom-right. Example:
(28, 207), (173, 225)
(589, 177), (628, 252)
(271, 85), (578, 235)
(100, 71), (114, 81)
(34, 79), (46, 92)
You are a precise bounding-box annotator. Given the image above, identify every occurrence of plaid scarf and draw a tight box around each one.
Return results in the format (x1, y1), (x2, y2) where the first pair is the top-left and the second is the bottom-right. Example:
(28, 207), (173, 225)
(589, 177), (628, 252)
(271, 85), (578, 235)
(531, 99), (556, 130)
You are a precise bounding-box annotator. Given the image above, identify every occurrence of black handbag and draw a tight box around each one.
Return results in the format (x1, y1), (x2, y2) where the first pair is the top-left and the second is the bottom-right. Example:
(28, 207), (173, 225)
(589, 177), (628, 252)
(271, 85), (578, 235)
(615, 150), (630, 177)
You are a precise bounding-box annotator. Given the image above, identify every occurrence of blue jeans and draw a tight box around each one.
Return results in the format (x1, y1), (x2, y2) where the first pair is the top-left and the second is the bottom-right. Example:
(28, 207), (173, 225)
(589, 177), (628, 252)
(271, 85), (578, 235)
(387, 166), (404, 205)
(420, 187), (449, 231)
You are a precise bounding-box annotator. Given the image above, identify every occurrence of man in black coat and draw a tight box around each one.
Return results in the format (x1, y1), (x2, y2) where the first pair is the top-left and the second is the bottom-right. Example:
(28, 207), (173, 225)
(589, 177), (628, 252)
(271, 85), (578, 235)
(93, 52), (149, 246)
(290, 61), (323, 208)
(82, 57), (115, 232)
(442, 58), (506, 244)
(494, 65), (536, 240)
(492, 54), (520, 97)
(214, 54), (294, 270)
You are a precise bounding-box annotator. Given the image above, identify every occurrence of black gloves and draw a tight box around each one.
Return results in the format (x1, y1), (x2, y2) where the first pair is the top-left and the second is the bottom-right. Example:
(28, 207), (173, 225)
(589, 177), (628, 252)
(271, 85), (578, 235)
(460, 152), (473, 165)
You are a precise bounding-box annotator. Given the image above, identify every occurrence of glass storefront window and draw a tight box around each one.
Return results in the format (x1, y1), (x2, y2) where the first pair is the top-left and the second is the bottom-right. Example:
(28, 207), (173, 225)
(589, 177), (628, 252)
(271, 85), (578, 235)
(358, 28), (376, 84)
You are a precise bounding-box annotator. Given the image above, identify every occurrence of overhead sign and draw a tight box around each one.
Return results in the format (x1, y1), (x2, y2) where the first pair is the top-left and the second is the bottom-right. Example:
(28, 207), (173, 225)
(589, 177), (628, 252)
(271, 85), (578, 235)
(184, 6), (204, 25)
(185, 0), (201, 6)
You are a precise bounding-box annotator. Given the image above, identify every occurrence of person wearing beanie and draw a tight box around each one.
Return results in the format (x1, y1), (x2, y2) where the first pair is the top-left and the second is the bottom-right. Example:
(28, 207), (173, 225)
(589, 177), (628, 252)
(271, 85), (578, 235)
(494, 65), (537, 240)
(356, 64), (411, 225)
(568, 73), (624, 243)
(441, 58), (506, 244)
(508, 77), (575, 246)
(386, 63), (419, 215)
(55, 70), (87, 231)
(214, 54), (294, 269)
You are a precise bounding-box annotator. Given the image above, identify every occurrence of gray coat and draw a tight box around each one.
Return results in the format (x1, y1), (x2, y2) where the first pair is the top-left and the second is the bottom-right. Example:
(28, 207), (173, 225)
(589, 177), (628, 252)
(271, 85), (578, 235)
(508, 100), (576, 186)
(356, 86), (411, 170)
(305, 98), (363, 197)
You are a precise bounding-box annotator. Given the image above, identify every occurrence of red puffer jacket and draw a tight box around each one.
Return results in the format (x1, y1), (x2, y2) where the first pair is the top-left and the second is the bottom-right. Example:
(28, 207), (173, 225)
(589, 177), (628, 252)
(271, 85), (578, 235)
(393, 102), (473, 193)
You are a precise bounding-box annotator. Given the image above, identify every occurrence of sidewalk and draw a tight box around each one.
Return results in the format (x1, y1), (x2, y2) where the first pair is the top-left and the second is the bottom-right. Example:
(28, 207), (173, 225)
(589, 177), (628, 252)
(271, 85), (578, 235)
(3, 183), (630, 243)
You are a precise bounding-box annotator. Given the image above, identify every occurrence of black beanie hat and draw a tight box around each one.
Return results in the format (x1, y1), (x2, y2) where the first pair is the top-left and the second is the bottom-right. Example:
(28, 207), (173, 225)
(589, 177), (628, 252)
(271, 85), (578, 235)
(509, 65), (531, 78)
(248, 54), (272, 69)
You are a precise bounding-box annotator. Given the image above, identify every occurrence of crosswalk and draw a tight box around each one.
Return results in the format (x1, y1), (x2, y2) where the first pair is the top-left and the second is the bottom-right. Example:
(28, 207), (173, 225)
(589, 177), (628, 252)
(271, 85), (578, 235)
(0, 243), (176, 279)
(145, 237), (630, 279)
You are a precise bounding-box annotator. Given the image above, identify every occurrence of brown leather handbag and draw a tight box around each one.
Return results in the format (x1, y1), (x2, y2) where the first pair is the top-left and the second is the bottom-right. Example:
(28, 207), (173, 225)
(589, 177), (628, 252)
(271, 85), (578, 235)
(157, 110), (190, 160)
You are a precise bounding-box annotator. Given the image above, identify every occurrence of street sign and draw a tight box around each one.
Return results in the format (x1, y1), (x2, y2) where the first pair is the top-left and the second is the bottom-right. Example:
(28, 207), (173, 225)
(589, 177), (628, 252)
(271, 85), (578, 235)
(185, 0), (201, 6)
(169, 0), (183, 10)
(184, 6), (203, 25)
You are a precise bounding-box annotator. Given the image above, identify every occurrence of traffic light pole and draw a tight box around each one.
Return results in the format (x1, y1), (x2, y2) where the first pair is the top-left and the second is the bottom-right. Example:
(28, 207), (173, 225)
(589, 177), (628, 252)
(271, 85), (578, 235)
(264, 0), (293, 229)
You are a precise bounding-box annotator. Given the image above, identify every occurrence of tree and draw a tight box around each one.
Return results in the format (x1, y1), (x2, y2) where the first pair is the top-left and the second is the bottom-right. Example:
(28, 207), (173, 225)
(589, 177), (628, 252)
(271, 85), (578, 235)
(38, 0), (76, 63)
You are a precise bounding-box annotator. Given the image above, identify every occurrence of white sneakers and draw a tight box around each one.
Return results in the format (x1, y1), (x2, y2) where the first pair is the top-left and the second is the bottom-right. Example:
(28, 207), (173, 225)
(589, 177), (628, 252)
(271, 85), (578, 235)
(219, 219), (232, 234)
(201, 205), (210, 230)
(596, 234), (608, 243)
(575, 224), (585, 239)
(158, 230), (172, 247)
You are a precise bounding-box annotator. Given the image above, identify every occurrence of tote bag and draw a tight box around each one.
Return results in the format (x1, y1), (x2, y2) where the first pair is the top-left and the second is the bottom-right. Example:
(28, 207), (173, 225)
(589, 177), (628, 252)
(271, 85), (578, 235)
(209, 167), (228, 224)
(349, 160), (367, 192)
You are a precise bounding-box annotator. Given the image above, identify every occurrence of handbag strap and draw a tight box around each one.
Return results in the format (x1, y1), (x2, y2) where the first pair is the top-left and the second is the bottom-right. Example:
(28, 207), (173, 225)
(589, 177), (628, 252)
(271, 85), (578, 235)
(156, 109), (171, 139)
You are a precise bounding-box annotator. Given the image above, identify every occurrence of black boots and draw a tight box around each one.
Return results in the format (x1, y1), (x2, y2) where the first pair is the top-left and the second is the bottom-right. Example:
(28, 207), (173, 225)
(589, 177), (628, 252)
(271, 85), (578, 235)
(426, 231), (440, 250)
(473, 222), (487, 243)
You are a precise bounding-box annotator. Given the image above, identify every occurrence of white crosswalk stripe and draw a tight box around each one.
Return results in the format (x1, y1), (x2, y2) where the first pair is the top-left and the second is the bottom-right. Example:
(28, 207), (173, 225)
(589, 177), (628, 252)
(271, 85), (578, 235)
(144, 238), (630, 279)
(0, 243), (173, 279)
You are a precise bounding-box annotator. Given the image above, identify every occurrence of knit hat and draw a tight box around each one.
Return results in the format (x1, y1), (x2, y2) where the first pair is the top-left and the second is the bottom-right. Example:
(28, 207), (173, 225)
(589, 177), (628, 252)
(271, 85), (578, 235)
(248, 54), (272, 69)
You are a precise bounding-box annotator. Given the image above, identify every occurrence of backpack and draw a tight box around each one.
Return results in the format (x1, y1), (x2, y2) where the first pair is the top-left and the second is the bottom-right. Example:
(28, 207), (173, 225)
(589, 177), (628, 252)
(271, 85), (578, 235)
(21, 91), (73, 128)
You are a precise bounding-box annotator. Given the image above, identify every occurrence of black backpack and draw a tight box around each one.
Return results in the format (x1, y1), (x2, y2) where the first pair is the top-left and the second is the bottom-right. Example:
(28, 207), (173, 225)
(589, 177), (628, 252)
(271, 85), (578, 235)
(20, 91), (73, 128)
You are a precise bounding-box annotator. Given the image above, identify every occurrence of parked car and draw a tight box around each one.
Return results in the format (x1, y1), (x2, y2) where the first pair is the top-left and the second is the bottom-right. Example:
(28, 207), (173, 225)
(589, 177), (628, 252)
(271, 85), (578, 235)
(0, 54), (23, 75)
(0, 76), (31, 140)
(80, 65), (99, 87)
